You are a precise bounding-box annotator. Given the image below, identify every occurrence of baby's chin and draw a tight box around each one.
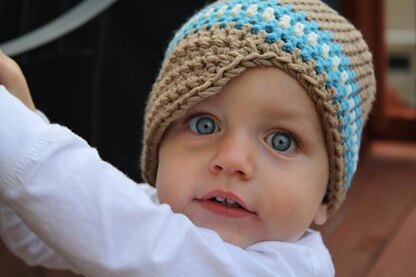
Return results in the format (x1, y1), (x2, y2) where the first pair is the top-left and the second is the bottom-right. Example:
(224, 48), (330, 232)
(195, 220), (309, 248)
(191, 219), (268, 248)
(217, 232), (255, 248)
(187, 219), (251, 247)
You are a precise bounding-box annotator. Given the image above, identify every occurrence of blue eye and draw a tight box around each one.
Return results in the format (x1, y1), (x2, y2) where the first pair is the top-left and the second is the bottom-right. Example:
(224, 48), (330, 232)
(265, 132), (297, 152)
(188, 115), (220, 134)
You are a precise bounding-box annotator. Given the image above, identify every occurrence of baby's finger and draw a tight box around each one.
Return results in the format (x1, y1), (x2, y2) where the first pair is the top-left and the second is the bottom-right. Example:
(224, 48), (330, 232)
(0, 50), (35, 111)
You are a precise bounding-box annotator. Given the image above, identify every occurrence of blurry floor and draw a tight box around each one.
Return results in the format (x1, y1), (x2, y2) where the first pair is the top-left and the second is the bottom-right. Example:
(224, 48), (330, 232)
(319, 140), (416, 277)
(1, 140), (415, 276)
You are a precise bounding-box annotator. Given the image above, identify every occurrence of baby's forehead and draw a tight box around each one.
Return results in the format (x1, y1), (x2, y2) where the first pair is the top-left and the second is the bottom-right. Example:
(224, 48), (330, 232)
(183, 67), (322, 127)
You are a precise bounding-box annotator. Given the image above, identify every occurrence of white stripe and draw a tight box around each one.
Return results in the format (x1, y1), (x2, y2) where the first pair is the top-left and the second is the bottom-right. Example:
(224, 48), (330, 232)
(262, 7), (275, 22)
(246, 4), (258, 18)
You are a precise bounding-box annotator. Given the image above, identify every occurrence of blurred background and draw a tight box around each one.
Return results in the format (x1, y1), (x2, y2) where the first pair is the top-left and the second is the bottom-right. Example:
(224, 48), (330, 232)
(0, 0), (415, 276)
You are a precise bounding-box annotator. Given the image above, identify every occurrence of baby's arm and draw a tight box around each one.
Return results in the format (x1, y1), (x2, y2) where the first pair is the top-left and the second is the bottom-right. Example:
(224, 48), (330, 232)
(0, 52), (80, 271)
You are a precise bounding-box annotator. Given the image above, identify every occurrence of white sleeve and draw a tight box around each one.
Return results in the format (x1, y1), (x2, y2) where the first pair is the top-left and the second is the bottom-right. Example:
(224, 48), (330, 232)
(0, 100), (79, 271)
(0, 86), (334, 277)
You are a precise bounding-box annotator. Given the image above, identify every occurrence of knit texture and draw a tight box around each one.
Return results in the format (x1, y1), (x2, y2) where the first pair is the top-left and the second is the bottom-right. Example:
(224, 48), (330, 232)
(141, 0), (376, 216)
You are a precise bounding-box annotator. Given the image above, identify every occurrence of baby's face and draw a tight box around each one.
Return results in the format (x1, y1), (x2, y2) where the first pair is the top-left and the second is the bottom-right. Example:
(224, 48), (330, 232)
(156, 67), (329, 247)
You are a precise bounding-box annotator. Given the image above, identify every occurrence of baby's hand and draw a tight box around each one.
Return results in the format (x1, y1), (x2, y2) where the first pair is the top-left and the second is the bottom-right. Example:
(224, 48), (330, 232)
(0, 50), (35, 111)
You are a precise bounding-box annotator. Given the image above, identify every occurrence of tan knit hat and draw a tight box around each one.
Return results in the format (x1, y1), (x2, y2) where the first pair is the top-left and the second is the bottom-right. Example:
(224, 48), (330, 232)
(141, 0), (376, 216)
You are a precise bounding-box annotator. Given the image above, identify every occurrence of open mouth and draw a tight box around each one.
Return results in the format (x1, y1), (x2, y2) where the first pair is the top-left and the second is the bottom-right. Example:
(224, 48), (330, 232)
(209, 196), (244, 209)
(198, 190), (255, 218)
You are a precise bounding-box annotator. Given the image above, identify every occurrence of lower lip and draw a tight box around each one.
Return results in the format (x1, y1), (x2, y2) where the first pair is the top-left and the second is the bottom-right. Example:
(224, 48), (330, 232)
(198, 200), (254, 218)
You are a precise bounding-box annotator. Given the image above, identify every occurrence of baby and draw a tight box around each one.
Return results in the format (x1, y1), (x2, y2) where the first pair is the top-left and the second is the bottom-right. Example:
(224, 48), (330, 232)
(0, 0), (375, 276)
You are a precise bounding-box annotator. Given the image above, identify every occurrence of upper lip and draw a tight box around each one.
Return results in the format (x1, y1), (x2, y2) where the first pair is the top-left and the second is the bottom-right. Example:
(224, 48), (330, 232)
(198, 189), (255, 213)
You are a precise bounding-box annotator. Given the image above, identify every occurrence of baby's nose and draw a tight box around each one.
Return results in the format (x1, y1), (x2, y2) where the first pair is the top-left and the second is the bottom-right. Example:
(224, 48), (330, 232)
(209, 133), (255, 180)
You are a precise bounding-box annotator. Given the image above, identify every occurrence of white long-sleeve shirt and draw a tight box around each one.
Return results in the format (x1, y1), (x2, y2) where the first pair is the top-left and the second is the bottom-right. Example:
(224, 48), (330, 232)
(0, 86), (335, 276)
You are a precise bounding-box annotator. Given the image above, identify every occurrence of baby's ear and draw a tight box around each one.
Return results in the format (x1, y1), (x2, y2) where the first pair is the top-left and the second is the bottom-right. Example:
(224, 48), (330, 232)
(313, 204), (328, 225)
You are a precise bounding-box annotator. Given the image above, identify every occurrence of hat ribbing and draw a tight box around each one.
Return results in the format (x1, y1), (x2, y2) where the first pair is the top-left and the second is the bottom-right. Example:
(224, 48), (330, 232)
(141, 0), (376, 216)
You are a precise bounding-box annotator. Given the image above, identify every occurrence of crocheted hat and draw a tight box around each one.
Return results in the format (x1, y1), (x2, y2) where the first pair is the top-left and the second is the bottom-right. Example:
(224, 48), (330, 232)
(141, 0), (376, 216)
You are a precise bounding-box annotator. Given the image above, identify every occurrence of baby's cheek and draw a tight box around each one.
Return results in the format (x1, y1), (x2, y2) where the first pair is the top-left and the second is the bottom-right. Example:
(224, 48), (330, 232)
(156, 181), (184, 212)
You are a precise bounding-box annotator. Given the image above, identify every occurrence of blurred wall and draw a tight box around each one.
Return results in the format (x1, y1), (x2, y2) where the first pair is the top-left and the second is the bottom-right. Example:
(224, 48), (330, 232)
(386, 0), (416, 107)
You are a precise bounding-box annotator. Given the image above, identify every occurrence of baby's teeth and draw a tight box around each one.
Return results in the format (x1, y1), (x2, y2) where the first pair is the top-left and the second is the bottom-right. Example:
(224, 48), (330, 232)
(214, 197), (238, 205)
(216, 197), (225, 202)
(226, 199), (236, 204)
